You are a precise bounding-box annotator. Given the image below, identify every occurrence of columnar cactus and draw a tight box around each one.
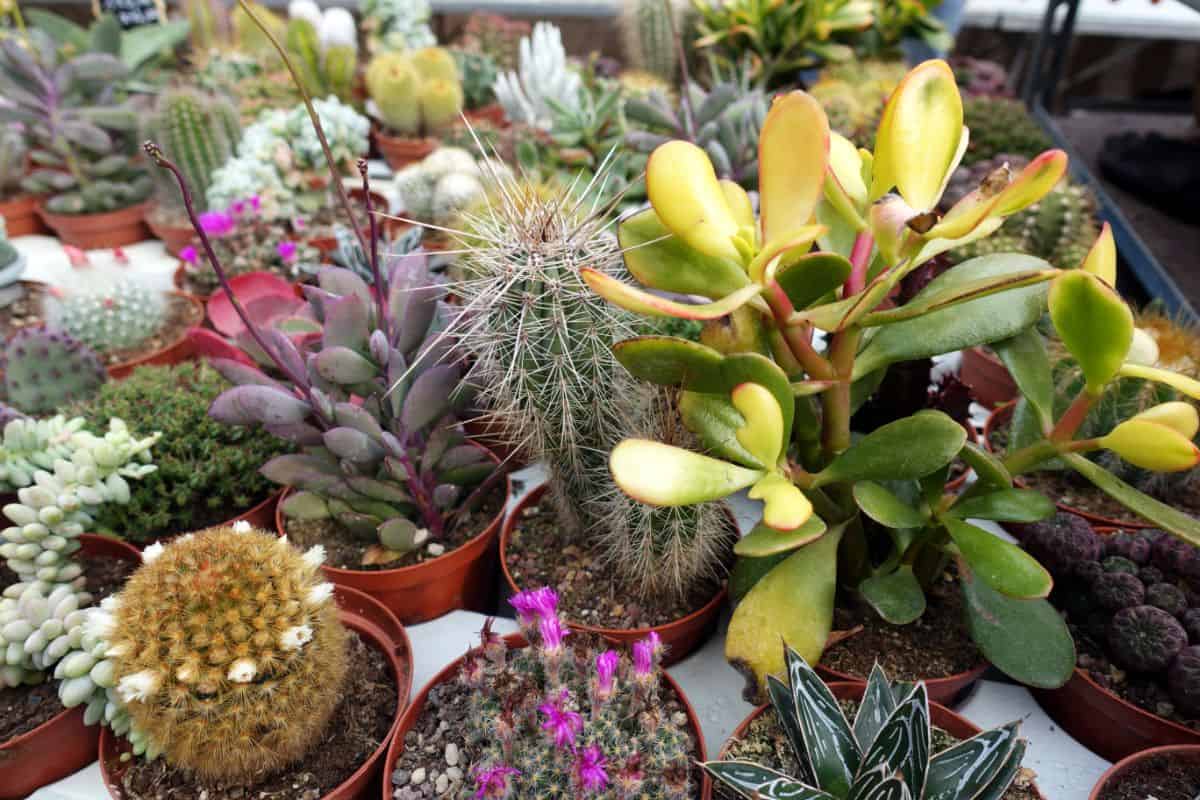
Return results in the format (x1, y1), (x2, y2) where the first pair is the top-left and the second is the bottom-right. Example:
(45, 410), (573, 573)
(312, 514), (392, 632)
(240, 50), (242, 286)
(0, 326), (106, 415)
(71, 525), (346, 780)
(286, 0), (359, 103)
(618, 0), (681, 81)
(145, 89), (240, 213)
(460, 588), (694, 799)
(47, 280), (168, 354)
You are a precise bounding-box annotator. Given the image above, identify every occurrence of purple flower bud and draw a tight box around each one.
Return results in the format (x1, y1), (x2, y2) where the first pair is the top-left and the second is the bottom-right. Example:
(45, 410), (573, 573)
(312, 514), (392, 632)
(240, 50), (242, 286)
(575, 745), (609, 794)
(472, 763), (520, 799)
(632, 632), (660, 678)
(510, 586), (559, 626)
(538, 688), (583, 749)
(595, 650), (618, 695)
(249, 195), (262, 212)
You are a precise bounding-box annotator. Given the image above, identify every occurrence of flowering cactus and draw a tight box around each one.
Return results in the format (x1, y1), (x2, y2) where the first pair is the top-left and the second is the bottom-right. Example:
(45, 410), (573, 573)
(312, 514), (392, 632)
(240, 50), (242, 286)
(459, 588), (694, 799)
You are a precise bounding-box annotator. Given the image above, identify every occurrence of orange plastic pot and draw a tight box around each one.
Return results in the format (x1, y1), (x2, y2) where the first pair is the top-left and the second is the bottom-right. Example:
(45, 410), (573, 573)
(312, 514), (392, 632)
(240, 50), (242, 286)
(464, 104), (509, 128)
(38, 202), (151, 250)
(815, 661), (989, 709)
(373, 128), (437, 171)
(1089, 744), (1200, 800)
(0, 194), (46, 237)
(500, 484), (727, 666)
(144, 208), (195, 257)
(704, 682), (1046, 800)
(0, 534), (142, 800)
(99, 584), (412, 800)
(960, 346), (1017, 409)
(381, 633), (708, 800)
(276, 443), (509, 624)
(106, 292), (204, 380)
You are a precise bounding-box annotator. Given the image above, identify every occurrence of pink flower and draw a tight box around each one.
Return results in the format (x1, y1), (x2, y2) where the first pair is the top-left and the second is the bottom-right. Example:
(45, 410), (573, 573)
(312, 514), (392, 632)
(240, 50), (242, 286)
(230, 200), (247, 217)
(595, 650), (618, 696)
(277, 240), (298, 263)
(472, 763), (520, 799)
(538, 688), (583, 749)
(575, 745), (609, 793)
(292, 216), (307, 231)
(632, 632), (660, 678)
(510, 587), (559, 626)
(198, 211), (235, 237)
(249, 195), (262, 212)
(179, 245), (198, 264)
(538, 613), (568, 653)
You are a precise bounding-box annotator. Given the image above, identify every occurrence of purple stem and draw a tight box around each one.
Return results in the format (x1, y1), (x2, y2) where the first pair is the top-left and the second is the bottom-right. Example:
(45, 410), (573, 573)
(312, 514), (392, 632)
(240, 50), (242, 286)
(356, 160), (390, 342)
(395, 438), (444, 538)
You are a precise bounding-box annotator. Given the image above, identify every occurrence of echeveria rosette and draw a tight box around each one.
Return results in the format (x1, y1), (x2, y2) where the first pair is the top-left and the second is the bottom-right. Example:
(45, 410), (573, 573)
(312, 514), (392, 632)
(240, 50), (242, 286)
(704, 645), (1029, 800)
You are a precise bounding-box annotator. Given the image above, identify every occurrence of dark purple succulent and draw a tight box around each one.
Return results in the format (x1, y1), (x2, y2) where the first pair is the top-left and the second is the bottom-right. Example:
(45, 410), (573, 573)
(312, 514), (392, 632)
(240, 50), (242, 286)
(1138, 566), (1165, 586)
(1102, 556), (1139, 575)
(1154, 534), (1200, 587)
(1146, 583), (1189, 618)
(1023, 513), (1104, 578)
(1183, 609), (1200, 644)
(1092, 572), (1145, 612)
(1105, 532), (1152, 565)
(1108, 605), (1188, 673)
(1169, 646), (1200, 718)
(1074, 561), (1104, 586)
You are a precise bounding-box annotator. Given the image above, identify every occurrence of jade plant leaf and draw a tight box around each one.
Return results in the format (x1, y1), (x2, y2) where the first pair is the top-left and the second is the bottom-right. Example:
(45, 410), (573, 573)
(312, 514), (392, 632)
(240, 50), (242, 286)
(1063, 453), (1200, 547)
(860, 566), (926, 625)
(1079, 222), (1116, 286)
(814, 411), (967, 486)
(948, 489), (1055, 522)
(618, 208), (751, 299)
(991, 327), (1054, 429)
(783, 645), (861, 795)
(679, 391), (759, 468)
(759, 91), (829, 245)
(853, 254), (1051, 379)
(701, 763), (834, 800)
(610, 439), (762, 506)
(646, 140), (741, 262)
(961, 567), (1074, 688)
(775, 253), (853, 311)
(924, 723), (1021, 800)
(1099, 418), (1200, 472)
(614, 336), (725, 387)
(854, 481), (928, 529)
(958, 443), (1012, 489)
(1048, 270), (1133, 394)
(732, 382), (785, 468)
(749, 473), (814, 531)
(582, 269), (763, 320)
(729, 551), (788, 603)
(944, 518), (1052, 599)
(735, 517), (829, 558)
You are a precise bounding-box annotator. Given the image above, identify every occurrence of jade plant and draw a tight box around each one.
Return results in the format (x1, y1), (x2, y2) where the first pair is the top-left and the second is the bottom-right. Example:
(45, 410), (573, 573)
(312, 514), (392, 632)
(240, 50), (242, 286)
(706, 645), (1027, 799)
(583, 59), (1200, 695)
(457, 588), (694, 798)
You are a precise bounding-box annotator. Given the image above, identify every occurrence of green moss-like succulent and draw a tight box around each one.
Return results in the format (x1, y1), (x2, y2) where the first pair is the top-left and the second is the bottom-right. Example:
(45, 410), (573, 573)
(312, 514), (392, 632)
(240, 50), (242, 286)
(71, 362), (290, 543)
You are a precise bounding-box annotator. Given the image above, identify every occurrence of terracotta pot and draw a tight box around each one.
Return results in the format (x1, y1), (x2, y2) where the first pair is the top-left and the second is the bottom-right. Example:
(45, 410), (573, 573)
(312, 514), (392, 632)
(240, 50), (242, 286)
(0, 534), (142, 800)
(464, 104), (509, 128)
(0, 194), (46, 237)
(144, 208), (195, 257)
(106, 292), (204, 380)
(1034, 666), (1200, 763)
(982, 403), (1153, 529)
(276, 443), (509, 625)
(705, 682), (1045, 800)
(500, 484), (727, 666)
(381, 633), (708, 800)
(815, 661), (989, 709)
(1089, 744), (1200, 800)
(960, 346), (1017, 409)
(38, 201), (151, 250)
(99, 584), (413, 800)
(373, 128), (437, 171)
(945, 421), (979, 494)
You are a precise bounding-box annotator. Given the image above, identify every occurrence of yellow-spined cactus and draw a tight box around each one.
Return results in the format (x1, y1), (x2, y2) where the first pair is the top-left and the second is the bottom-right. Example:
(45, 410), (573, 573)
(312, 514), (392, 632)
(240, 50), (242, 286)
(420, 78), (465, 133)
(368, 52), (423, 135)
(106, 525), (347, 781)
(410, 46), (459, 83)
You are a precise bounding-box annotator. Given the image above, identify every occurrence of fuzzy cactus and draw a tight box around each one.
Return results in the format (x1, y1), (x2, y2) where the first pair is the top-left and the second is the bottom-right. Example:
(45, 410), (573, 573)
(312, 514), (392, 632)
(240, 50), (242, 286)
(0, 326), (106, 415)
(367, 51), (464, 137)
(47, 280), (168, 354)
(452, 48), (499, 110)
(460, 588), (694, 799)
(420, 79), (466, 132)
(492, 22), (582, 129)
(618, 0), (682, 81)
(411, 46), (459, 82)
(145, 89), (240, 213)
(1020, 513), (1104, 578)
(1108, 604), (1188, 672)
(1092, 571), (1145, 611)
(74, 525), (346, 779)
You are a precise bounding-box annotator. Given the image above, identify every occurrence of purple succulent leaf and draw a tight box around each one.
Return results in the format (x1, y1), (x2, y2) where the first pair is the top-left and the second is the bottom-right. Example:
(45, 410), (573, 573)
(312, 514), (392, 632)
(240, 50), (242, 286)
(378, 517), (422, 551)
(423, 421), (463, 469)
(433, 483), (461, 510)
(333, 401), (385, 440)
(59, 121), (111, 153)
(393, 283), (443, 356)
(383, 456), (411, 484)
(277, 317), (323, 335)
(244, 293), (304, 326)
(308, 386), (335, 421)
(400, 364), (458, 433)
(260, 453), (343, 492)
(345, 475), (412, 504)
(332, 509), (383, 540)
(324, 426), (386, 464)
(261, 327), (308, 386)
(437, 444), (486, 470)
(318, 266), (372, 308)
(438, 460), (494, 486)
(301, 285), (338, 323)
(369, 330), (389, 365)
(263, 421), (326, 446)
(323, 294), (372, 352)
(380, 433), (404, 459)
(208, 358), (285, 390)
(386, 250), (429, 295)
(209, 385), (311, 427)
(314, 346), (379, 384)
(385, 348), (408, 417)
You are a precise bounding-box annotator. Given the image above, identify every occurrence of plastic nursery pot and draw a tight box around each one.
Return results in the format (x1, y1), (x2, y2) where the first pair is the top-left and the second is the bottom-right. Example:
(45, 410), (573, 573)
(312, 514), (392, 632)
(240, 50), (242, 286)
(0, 194), (47, 237)
(381, 633), (709, 800)
(703, 682), (1045, 800)
(982, 402), (1153, 529)
(37, 201), (151, 251)
(500, 484), (727, 667)
(960, 346), (1018, 410)
(276, 443), (510, 625)
(1088, 744), (1200, 800)
(464, 104), (508, 128)
(144, 206), (195, 257)
(0, 534), (142, 800)
(106, 292), (205, 380)
(815, 661), (989, 709)
(372, 127), (437, 171)
(99, 584), (413, 800)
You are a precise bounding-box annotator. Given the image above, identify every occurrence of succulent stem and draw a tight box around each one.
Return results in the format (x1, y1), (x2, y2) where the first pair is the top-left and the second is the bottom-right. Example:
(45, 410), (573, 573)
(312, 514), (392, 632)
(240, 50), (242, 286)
(355, 159), (389, 341)
(845, 231), (875, 295)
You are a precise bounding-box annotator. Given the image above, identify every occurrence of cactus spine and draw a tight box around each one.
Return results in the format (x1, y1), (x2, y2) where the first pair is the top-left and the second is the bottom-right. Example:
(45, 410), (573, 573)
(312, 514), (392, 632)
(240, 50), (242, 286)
(0, 326), (106, 415)
(619, 0), (681, 81)
(145, 89), (239, 213)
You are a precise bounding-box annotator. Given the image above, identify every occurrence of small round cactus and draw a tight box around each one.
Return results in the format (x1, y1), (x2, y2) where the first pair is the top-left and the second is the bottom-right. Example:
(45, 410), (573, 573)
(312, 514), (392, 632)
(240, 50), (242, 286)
(1153, 533), (1200, 585)
(1092, 572), (1145, 612)
(1023, 513), (1104, 577)
(48, 280), (168, 354)
(1146, 583), (1189, 618)
(1169, 645), (1200, 717)
(1103, 556), (1139, 575)
(0, 326), (106, 414)
(1108, 605), (1188, 672)
(1105, 531), (1152, 565)
(99, 525), (347, 781)
(1074, 561), (1104, 586)
(1182, 608), (1200, 643)
(1139, 566), (1165, 586)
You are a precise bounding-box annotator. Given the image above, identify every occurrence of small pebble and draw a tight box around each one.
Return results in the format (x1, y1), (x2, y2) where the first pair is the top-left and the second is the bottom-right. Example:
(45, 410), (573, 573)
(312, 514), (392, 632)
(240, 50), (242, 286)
(435, 773), (449, 793)
(444, 742), (459, 766)
(411, 766), (426, 784)
(427, 542), (445, 557)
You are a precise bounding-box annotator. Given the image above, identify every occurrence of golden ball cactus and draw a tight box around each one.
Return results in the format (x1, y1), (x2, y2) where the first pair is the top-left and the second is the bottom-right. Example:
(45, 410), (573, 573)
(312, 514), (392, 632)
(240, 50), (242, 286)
(105, 524), (347, 781)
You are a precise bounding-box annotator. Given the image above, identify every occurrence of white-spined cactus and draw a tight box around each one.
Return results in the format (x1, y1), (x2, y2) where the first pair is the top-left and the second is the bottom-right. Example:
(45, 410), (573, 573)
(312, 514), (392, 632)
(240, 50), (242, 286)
(492, 22), (582, 129)
(394, 147), (485, 227)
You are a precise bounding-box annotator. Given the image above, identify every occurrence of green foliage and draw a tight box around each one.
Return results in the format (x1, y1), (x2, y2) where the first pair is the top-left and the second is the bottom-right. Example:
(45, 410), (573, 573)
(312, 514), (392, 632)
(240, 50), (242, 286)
(619, 0), (682, 81)
(22, 9), (190, 84)
(962, 96), (1054, 166)
(72, 362), (291, 544)
(451, 48), (498, 110)
(144, 89), (239, 213)
(49, 279), (167, 353)
(0, 326), (105, 416)
(0, 124), (25, 199)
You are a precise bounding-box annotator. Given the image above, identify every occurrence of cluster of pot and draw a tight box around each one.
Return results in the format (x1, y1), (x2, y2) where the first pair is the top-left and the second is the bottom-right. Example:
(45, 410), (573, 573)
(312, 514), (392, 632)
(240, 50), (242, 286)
(1021, 513), (1200, 717)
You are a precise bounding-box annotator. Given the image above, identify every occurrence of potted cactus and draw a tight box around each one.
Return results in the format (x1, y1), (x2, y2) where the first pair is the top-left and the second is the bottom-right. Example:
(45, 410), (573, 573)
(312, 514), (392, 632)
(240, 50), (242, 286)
(366, 46), (465, 169)
(392, 146), (488, 246)
(385, 587), (707, 799)
(285, 0), (359, 105)
(0, 32), (154, 250)
(0, 124), (45, 237)
(453, 48), (506, 127)
(86, 526), (411, 799)
(705, 644), (1039, 800)
(0, 325), (106, 418)
(581, 59), (1200, 702)
(0, 415), (154, 798)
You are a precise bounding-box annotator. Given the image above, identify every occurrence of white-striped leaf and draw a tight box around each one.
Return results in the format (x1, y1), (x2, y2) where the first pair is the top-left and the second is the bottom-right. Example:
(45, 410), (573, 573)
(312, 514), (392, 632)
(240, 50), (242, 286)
(853, 663), (897, 753)
(856, 684), (930, 799)
(784, 646), (861, 794)
(925, 722), (1020, 800)
(702, 761), (837, 800)
(974, 738), (1028, 800)
(767, 673), (817, 785)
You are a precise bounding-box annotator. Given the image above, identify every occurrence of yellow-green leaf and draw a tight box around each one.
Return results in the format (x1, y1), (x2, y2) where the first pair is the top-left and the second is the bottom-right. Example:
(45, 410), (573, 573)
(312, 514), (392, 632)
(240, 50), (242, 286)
(618, 208), (752, 299)
(1132, 402), (1200, 438)
(1119, 363), (1200, 401)
(1079, 223), (1116, 286)
(735, 516), (827, 557)
(610, 439), (763, 506)
(945, 517), (1052, 598)
(721, 179), (756, 230)
(748, 473), (814, 531)
(1048, 271), (1133, 394)
(732, 382), (785, 469)
(581, 268), (762, 320)
(759, 91), (829, 245)
(1099, 420), (1200, 472)
(647, 140), (741, 262)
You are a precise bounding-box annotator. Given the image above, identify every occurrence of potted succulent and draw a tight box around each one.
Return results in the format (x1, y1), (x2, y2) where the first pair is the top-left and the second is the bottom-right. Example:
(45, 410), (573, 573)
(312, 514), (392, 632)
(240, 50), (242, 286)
(0, 33), (154, 249)
(385, 587), (707, 799)
(0, 325), (106, 419)
(361, 0), (437, 56)
(285, 0), (359, 105)
(0, 124), (44, 237)
(581, 59), (1200, 702)
(366, 46), (465, 169)
(392, 146), (488, 248)
(492, 22), (582, 133)
(0, 415), (156, 798)
(1088, 745), (1200, 800)
(453, 48), (507, 127)
(143, 89), (242, 257)
(85, 525), (411, 799)
(705, 644), (1039, 800)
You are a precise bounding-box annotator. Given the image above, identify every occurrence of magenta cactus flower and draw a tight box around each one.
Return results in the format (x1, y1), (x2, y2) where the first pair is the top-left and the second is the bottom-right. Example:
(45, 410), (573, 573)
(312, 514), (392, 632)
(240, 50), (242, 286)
(632, 632), (659, 678)
(473, 763), (520, 799)
(595, 650), (619, 696)
(538, 688), (583, 749)
(179, 245), (198, 264)
(276, 240), (298, 263)
(510, 587), (559, 626)
(538, 613), (568, 653)
(198, 210), (235, 237)
(575, 745), (609, 794)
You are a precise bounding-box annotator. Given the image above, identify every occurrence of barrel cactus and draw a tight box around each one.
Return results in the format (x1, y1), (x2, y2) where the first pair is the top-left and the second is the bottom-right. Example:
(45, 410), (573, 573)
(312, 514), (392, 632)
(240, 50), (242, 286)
(367, 50), (465, 137)
(618, 0), (682, 81)
(47, 280), (168, 354)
